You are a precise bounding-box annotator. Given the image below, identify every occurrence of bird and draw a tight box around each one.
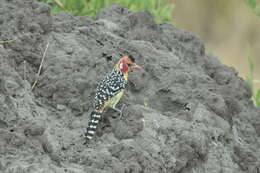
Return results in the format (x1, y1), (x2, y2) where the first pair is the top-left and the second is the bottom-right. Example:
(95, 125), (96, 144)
(84, 55), (143, 141)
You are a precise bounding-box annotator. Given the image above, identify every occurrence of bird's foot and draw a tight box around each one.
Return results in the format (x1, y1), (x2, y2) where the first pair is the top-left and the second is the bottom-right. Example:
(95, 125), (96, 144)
(119, 104), (125, 119)
(111, 104), (126, 119)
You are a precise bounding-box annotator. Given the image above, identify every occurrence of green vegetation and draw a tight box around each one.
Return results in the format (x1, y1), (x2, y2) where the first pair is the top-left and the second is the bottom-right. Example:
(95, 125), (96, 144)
(244, 0), (260, 17)
(244, 0), (260, 106)
(38, 0), (175, 22)
(244, 47), (260, 106)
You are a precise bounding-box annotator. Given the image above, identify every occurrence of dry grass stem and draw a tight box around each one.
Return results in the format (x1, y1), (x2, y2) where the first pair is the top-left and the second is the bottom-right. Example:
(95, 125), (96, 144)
(54, 0), (65, 9)
(0, 38), (18, 44)
(23, 61), (27, 80)
(31, 41), (49, 91)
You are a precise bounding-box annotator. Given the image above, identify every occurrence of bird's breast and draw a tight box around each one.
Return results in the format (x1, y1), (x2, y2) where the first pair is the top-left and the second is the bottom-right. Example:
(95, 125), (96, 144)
(123, 72), (128, 81)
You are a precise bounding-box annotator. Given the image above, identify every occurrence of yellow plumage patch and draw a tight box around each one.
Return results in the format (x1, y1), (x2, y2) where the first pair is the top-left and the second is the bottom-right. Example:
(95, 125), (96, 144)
(105, 90), (124, 108)
(123, 73), (128, 80)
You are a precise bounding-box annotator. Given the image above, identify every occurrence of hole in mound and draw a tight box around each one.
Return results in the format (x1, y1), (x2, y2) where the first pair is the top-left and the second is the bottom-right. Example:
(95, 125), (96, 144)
(102, 53), (113, 62)
(106, 56), (112, 62)
(150, 89), (188, 114)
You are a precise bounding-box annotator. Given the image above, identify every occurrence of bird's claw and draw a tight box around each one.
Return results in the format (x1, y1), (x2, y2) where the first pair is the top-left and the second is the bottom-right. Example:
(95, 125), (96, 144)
(111, 104), (126, 119)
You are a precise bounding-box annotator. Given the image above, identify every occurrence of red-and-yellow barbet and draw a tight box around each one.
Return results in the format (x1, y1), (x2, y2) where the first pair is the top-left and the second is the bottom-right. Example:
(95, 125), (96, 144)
(84, 55), (143, 141)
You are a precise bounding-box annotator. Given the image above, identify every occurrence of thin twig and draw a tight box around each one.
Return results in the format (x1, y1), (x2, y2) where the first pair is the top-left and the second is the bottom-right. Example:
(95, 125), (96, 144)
(0, 38), (18, 44)
(0, 35), (25, 44)
(31, 41), (49, 91)
(54, 0), (65, 9)
(23, 60), (26, 80)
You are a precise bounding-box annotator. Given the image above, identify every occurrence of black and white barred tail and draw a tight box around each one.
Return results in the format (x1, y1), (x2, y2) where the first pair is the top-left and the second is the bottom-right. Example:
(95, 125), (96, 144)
(85, 110), (102, 140)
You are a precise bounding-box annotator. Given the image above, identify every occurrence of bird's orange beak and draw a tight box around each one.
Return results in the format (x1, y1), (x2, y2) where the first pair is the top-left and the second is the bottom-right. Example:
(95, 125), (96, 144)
(131, 63), (143, 71)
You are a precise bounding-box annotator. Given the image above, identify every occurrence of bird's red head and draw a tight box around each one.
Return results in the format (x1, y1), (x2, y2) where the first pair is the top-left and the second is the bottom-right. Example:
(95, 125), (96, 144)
(117, 55), (143, 73)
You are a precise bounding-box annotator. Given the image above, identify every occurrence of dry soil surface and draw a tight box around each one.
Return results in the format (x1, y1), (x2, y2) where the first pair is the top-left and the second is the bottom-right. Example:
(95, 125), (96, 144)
(0, 1), (260, 173)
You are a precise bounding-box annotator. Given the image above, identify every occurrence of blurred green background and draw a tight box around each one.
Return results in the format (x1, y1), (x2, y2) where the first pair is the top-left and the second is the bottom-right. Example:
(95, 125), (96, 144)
(173, 0), (260, 105)
(38, 0), (260, 105)
(38, 0), (175, 22)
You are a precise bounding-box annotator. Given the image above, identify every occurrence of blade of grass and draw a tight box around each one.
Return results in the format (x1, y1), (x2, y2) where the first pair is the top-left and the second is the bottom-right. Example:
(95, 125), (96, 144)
(255, 89), (260, 106)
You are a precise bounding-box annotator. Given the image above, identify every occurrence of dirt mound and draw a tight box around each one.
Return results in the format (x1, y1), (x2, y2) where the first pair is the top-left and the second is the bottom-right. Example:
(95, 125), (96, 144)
(0, 1), (260, 172)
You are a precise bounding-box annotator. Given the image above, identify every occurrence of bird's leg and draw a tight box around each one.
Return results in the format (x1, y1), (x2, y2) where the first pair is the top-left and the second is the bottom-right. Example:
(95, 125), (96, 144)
(119, 104), (125, 118)
(111, 104), (126, 119)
